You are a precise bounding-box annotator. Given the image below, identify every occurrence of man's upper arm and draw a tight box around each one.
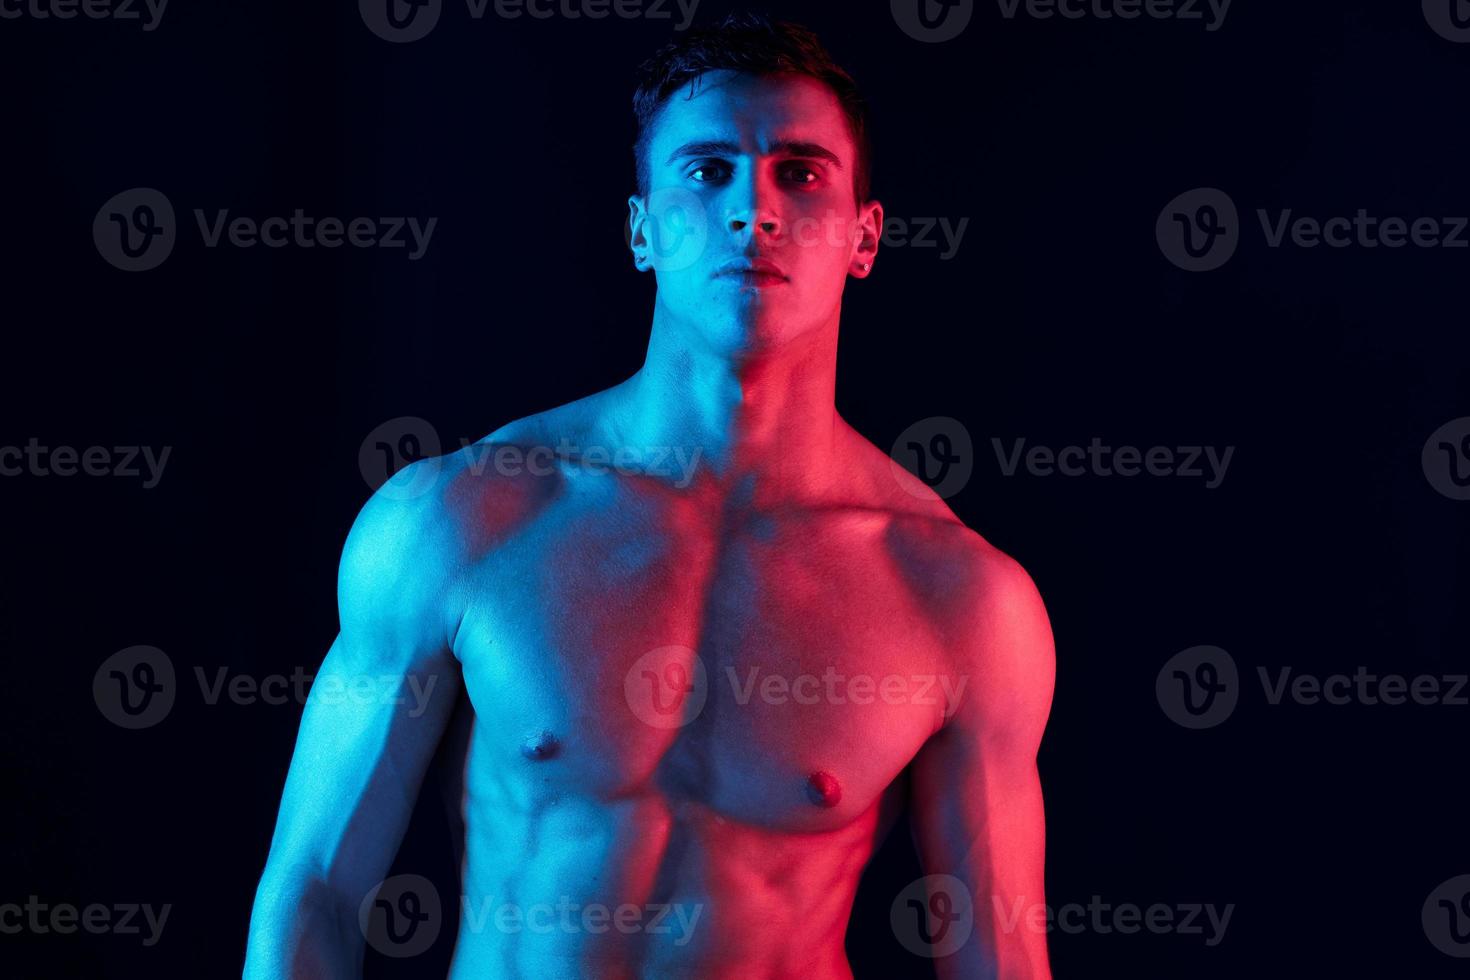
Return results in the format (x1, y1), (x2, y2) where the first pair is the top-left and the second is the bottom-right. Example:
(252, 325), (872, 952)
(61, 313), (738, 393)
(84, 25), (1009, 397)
(908, 549), (1056, 980)
(257, 463), (465, 904)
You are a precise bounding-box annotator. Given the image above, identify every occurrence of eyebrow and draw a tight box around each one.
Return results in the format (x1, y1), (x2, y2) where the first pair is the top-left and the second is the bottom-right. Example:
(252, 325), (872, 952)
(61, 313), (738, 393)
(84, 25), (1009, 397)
(665, 139), (844, 169)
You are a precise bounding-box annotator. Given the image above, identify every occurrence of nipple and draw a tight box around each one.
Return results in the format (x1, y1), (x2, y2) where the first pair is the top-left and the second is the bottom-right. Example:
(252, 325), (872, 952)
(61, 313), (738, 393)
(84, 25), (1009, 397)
(805, 770), (842, 809)
(520, 731), (560, 760)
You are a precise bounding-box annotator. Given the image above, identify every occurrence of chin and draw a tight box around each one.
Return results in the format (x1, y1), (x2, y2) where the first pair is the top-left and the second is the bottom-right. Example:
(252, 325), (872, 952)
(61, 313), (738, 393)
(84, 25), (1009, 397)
(714, 305), (815, 356)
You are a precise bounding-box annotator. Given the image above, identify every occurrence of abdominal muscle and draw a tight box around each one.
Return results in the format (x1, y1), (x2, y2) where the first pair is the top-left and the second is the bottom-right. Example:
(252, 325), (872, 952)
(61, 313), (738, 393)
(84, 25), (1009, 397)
(443, 789), (884, 980)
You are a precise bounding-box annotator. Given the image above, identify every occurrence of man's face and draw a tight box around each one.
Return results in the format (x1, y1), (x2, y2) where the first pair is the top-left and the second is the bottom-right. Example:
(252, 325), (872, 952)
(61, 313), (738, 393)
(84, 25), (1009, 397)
(630, 70), (881, 355)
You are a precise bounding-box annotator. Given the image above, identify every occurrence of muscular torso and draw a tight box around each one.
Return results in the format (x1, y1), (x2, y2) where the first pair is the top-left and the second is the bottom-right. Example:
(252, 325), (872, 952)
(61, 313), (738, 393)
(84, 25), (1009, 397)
(425, 416), (985, 979)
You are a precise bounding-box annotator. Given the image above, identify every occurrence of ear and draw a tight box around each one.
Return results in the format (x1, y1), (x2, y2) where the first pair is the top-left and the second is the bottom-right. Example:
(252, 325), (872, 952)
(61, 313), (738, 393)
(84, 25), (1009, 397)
(627, 194), (654, 273)
(849, 199), (883, 279)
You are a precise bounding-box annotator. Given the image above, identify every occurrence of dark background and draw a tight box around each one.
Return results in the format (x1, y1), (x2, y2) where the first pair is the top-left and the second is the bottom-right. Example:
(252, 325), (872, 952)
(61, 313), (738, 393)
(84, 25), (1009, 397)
(3, 0), (1468, 976)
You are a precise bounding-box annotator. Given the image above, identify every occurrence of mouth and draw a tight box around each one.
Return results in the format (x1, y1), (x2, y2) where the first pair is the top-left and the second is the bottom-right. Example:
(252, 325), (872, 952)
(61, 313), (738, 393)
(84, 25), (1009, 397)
(713, 258), (789, 288)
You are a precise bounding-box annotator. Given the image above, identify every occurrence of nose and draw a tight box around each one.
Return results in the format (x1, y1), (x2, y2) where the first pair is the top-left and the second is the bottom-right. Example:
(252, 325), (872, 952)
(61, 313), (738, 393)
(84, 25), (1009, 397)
(723, 164), (783, 243)
(726, 208), (782, 242)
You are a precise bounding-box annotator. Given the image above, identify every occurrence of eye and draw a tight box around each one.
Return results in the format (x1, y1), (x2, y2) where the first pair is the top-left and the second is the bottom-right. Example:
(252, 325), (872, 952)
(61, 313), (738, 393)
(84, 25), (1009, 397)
(781, 163), (821, 185)
(689, 162), (731, 183)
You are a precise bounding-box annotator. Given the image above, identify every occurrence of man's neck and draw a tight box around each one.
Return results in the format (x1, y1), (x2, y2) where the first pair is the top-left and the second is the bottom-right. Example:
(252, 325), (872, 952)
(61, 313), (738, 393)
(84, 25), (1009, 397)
(613, 300), (845, 504)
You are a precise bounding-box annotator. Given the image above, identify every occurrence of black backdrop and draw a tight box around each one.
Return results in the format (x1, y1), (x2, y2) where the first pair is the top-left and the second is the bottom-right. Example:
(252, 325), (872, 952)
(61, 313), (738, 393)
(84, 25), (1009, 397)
(3, 0), (1468, 976)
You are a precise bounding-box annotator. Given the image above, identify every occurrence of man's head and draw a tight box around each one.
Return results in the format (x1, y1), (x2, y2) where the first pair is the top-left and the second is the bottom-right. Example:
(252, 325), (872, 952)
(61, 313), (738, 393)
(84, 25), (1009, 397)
(627, 13), (883, 356)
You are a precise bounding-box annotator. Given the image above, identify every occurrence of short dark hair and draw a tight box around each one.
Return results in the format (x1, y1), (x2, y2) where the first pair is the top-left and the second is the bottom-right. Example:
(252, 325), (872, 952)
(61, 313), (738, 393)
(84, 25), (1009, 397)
(631, 12), (872, 206)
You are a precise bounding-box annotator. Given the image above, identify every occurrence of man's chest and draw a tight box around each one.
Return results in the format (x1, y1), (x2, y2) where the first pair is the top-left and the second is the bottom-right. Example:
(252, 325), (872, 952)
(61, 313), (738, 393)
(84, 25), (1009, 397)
(448, 492), (965, 832)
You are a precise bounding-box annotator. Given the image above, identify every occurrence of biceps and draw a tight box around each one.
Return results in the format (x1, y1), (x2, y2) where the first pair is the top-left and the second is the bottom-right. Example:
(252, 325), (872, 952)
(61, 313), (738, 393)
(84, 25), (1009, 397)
(910, 729), (1046, 890)
(264, 633), (462, 898)
(907, 731), (1050, 976)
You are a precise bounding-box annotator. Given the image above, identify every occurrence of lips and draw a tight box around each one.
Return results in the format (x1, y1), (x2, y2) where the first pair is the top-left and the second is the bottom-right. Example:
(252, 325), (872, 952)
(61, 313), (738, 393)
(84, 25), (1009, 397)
(714, 257), (788, 284)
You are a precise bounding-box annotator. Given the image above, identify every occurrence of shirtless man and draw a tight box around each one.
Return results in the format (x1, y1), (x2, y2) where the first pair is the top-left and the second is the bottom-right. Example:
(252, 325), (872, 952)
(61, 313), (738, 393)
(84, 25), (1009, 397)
(244, 13), (1054, 979)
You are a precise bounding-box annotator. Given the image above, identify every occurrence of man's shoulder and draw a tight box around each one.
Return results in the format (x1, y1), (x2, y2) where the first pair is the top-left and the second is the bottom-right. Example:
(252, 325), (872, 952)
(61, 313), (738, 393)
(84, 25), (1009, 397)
(934, 535), (1052, 720)
(833, 424), (1048, 667)
(478, 383), (624, 453)
(345, 394), (612, 567)
(879, 508), (1040, 629)
(830, 416), (965, 521)
(333, 396), (618, 642)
